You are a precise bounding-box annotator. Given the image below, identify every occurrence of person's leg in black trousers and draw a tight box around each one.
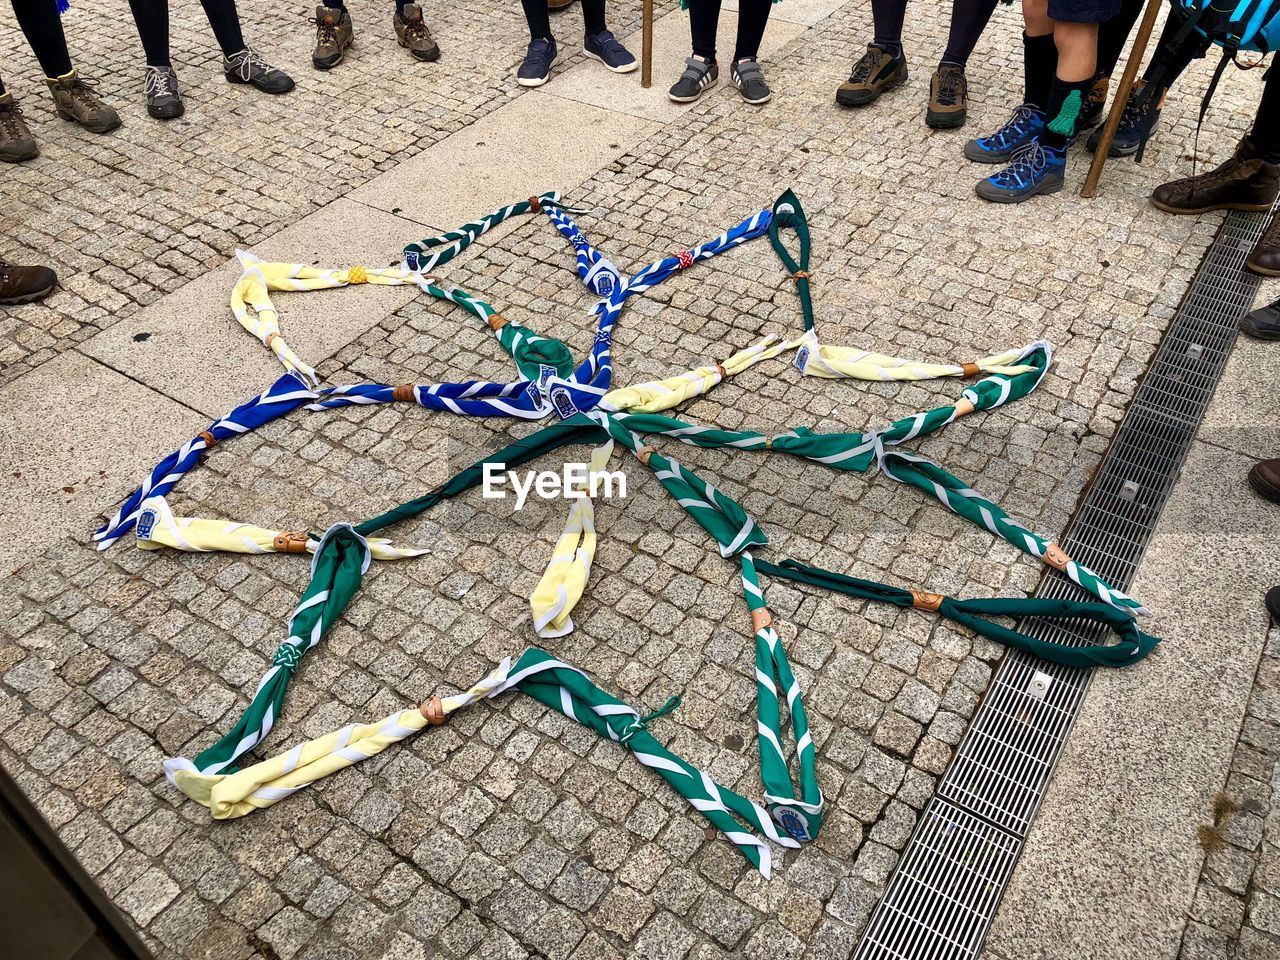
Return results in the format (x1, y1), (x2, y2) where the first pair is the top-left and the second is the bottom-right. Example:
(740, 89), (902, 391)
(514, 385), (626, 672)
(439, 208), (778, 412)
(727, 0), (773, 104)
(1243, 68), (1280, 276)
(311, 0), (438, 68)
(124, 0), (293, 113)
(673, 0), (773, 105)
(924, 0), (1000, 128)
(1086, 4), (1207, 157)
(516, 0), (633, 87)
(8, 0), (120, 135)
(835, 0), (909, 113)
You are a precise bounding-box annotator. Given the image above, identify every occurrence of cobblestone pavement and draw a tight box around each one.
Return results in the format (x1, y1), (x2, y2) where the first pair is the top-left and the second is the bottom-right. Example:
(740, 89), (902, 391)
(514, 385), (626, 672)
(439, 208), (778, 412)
(0, 0), (657, 386)
(2, 0), (1279, 958)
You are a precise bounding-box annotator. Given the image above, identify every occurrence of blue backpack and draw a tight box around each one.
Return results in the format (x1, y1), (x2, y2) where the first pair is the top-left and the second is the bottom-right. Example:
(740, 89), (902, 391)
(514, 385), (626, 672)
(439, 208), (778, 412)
(1171, 0), (1280, 53)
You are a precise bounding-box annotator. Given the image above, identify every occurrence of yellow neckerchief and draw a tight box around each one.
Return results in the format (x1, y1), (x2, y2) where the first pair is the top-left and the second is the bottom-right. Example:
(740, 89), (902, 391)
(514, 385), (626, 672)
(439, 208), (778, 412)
(133, 496), (426, 562)
(170, 657), (514, 818)
(231, 250), (418, 385)
(597, 335), (790, 413)
(529, 441), (615, 638)
(791, 328), (1039, 381)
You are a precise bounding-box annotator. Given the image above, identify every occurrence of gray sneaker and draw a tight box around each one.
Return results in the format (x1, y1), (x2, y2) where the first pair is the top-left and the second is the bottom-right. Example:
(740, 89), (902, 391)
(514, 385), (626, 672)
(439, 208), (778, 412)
(668, 57), (718, 103)
(144, 65), (184, 120)
(731, 58), (770, 105)
(224, 47), (296, 94)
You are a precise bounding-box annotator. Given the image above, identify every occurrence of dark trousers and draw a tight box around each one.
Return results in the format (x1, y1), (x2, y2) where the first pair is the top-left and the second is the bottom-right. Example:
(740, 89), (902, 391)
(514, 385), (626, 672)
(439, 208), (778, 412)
(127, 0), (247, 66)
(522, 0), (606, 39)
(689, 0), (771, 63)
(8, 0), (74, 81)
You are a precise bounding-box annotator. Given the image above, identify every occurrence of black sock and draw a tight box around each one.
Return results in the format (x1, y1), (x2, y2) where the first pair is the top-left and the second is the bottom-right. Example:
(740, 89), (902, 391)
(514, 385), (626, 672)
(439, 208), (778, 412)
(323, 0), (345, 9)
(1041, 75), (1094, 149)
(126, 0), (172, 67)
(521, 0), (552, 40)
(940, 0), (998, 69)
(583, 0), (606, 35)
(0, 77), (6, 96)
(394, 0), (409, 17)
(871, 0), (907, 59)
(1022, 32), (1057, 110)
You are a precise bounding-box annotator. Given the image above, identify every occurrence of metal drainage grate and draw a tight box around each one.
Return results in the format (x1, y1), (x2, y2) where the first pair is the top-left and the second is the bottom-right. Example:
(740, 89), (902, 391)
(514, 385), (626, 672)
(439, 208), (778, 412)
(856, 800), (1020, 960)
(855, 201), (1276, 960)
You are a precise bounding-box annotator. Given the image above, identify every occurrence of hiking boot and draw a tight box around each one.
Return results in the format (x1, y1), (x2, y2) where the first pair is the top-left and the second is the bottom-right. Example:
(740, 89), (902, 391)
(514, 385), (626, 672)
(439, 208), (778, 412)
(224, 47), (295, 94)
(669, 57), (718, 103)
(732, 59), (771, 105)
(1247, 214), (1280, 277)
(517, 38), (559, 87)
(1079, 74), (1109, 130)
(836, 44), (907, 107)
(0, 91), (38, 162)
(46, 70), (121, 134)
(1249, 458), (1280, 505)
(584, 30), (636, 73)
(1241, 296), (1280, 338)
(1151, 136), (1280, 214)
(143, 65), (184, 120)
(1087, 80), (1164, 158)
(395, 4), (439, 62)
(964, 103), (1044, 163)
(0, 258), (57, 304)
(975, 141), (1066, 203)
(312, 5), (354, 70)
(926, 64), (967, 129)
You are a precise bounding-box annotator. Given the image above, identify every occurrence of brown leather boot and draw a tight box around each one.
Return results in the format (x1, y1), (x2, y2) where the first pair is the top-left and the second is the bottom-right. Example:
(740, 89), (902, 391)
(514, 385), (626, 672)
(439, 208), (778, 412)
(312, 5), (354, 70)
(0, 90), (38, 162)
(836, 45), (907, 108)
(46, 70), (121, 134)
(1247, 214), (1280, 277)
(1249, 458), (1280, 505)
(394, 4), (439, 62)
(1151, 136), (1280, 214)
(0, 258), (57, 305)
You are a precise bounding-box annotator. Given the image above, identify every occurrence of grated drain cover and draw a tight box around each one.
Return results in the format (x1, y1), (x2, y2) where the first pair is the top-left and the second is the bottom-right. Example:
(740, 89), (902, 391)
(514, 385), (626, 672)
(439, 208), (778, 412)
(855, 202), (1276, 960)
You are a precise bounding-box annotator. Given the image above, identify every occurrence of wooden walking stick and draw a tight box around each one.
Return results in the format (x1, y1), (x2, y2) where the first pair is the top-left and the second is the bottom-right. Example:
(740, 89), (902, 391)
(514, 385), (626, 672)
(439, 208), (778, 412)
(1081, 0), (1165, 197)
(642, 0), (654, 87)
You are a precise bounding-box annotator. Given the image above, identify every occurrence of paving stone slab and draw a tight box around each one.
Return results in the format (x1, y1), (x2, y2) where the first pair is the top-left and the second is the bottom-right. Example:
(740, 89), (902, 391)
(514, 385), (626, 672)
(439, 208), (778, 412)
(986, 439), (1280, 960)
(0, 351), (204, 576)
(80, 200), (436, 419)
(347, 93), (662, 227)
(1202, 292), (1280, 460)
(542, 8), (808, 122)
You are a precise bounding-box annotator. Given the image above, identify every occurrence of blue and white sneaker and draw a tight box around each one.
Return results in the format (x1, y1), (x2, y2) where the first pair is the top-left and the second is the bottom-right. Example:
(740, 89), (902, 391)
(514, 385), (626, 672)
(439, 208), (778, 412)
(584, 30), (637, 73)
(963, 104), (1045, 164)
(974, 141), (1066, 203)
(517, 38), (560, 87)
